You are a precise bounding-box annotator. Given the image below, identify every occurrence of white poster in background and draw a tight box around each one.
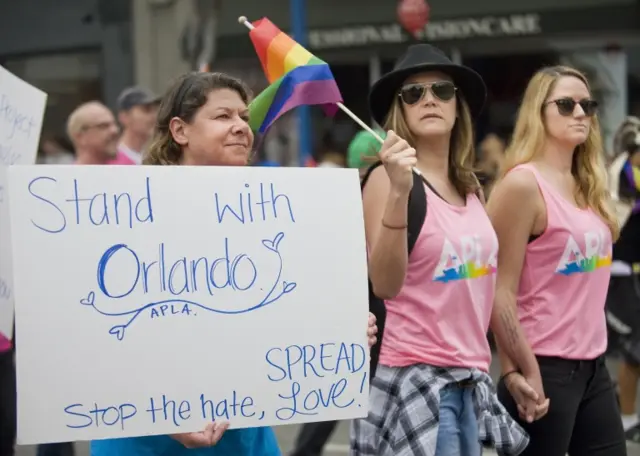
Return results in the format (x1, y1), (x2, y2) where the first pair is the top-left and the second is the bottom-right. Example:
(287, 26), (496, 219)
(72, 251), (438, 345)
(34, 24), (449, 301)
(0, 65), (47, 339)
(9, 165), (370, 444)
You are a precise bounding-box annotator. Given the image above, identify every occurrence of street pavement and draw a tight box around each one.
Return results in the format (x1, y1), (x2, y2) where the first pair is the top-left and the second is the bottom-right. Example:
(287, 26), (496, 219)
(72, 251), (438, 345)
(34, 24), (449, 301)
(13, 355), (640, 456)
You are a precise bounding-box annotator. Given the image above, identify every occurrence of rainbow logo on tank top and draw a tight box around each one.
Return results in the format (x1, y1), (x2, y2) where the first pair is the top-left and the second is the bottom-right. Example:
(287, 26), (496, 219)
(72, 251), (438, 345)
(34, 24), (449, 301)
(433, 237), (498, 283)
(434, 261), (497, 283)
(555, 232), (612, 276)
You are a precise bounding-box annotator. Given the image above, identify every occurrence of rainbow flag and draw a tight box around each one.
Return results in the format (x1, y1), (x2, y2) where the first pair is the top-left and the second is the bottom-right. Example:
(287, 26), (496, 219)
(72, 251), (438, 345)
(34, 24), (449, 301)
(247, 18), (342, 134)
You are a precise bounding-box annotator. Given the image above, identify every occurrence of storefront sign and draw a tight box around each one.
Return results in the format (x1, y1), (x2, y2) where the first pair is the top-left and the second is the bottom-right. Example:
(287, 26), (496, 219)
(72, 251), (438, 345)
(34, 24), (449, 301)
(216, 3), (640, 60)
(308, 24), (407, 50)
(420, 14), (541, 41)
(308, 13), (542, 49)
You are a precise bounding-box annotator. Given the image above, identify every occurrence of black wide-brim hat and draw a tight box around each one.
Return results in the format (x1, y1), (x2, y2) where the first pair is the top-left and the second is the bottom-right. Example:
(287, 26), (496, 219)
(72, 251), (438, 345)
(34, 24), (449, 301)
(369, 44), (487, 125)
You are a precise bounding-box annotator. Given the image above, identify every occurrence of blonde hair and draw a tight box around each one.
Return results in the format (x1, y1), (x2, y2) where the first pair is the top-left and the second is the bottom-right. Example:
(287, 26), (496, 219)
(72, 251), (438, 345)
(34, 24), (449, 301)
(382, 91), (479, 196)
(144, 72), (252, 166)
(501, 65), (619, 240)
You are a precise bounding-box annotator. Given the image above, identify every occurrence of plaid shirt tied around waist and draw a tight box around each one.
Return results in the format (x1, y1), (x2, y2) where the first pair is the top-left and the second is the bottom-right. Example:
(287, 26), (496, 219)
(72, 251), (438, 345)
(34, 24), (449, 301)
(350, 364), (529, 456)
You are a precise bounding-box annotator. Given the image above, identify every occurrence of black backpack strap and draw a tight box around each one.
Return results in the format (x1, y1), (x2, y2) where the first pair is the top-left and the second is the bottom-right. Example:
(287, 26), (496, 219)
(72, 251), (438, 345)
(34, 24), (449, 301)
(362, 163), (427, 254)
(407, 171), (427, 255)
(360, 161), (384, 190)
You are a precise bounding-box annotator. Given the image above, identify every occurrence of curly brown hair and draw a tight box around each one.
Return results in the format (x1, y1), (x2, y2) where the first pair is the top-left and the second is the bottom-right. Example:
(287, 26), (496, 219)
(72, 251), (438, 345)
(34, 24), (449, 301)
(144, 72), (252, 166)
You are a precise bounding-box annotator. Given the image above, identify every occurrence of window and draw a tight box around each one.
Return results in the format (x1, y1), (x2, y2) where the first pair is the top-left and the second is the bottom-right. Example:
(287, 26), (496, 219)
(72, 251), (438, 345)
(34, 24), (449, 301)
(2, 50), (102, 145)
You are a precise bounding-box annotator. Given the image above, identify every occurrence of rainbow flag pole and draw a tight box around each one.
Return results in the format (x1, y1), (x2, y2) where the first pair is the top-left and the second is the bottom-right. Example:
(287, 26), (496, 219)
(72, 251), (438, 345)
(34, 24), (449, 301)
(238, 16), (385, 145)
(239, 16), (422, 177)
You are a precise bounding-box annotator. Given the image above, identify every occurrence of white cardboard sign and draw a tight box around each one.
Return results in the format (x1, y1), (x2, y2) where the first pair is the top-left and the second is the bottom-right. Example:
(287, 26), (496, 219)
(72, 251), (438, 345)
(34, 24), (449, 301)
(0, 65), (47, 339)
(9, 165), (369, 444)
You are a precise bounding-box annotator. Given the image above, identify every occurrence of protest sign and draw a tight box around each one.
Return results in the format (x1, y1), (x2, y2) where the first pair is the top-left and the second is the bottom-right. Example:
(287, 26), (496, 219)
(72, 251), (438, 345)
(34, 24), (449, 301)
(9, 164), (369, 444)
(0, 65), (47, 339)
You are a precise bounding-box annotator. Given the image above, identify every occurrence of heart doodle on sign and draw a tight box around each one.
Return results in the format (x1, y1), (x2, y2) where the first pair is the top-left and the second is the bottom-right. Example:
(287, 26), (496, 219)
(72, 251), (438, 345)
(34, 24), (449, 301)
(283, 281), (297, 293)
(261, 232), (284, 252)
(108, 326), (126, 341)
(82, 232), (297, 341)
(79, 291), (95, 306)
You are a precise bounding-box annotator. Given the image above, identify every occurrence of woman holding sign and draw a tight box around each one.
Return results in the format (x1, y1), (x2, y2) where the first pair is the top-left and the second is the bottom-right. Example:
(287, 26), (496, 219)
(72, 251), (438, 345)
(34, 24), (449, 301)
(351, 44), (529, 456)
(88, 71), (378, 456)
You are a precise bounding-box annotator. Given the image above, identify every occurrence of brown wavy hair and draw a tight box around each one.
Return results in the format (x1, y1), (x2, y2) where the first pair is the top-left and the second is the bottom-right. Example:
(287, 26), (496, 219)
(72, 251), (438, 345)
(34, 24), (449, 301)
(382, 85), (479, 196)
(144, 72), (252, 166)
(501, 65), (619, 240)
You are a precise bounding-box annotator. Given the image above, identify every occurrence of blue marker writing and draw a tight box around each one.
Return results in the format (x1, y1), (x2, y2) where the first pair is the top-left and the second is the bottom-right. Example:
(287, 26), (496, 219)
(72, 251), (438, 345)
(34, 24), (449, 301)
(0, 93), (38, 140)
(214, 183), (295, 224)
(0, 276), (11, 300)
(0, 143), (21, 165)
(63, 402), (137, 430)
(200, 391), (257, 420)
(146, 395), (191, 426)
(27, 176), (154, 234)
(96, 239), (258, 299)
(265, 342), (366, 382)
(275, 378), (355, 421)
(82, 232), (298, 341)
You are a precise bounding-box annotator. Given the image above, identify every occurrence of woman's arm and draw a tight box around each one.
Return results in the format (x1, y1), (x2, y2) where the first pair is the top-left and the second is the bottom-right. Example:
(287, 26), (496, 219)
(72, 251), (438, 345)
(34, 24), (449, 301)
(497, 343), (517, 375)
(496, 339), (549, 422)
(487, 170), (544, 384)
(362, 166), (411, 299)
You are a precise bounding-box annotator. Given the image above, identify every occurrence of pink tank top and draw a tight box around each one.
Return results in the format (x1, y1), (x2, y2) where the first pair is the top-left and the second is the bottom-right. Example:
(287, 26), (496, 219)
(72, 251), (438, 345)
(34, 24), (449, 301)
(513, 164), (611, 359)
(0, 333), (11, 352)
(107, 150), (137, 165)
(378, 183), (497, 372)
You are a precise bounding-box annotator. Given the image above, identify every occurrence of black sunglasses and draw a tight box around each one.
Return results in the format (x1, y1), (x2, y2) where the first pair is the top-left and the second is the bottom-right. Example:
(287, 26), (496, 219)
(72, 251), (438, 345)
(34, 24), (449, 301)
(399, 81), (457, 105)
(546, 97), (598, 117)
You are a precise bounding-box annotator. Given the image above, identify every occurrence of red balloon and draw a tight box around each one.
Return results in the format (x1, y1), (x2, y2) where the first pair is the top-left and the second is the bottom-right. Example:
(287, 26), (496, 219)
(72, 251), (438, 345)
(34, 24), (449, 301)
(397, 0), (430, 37)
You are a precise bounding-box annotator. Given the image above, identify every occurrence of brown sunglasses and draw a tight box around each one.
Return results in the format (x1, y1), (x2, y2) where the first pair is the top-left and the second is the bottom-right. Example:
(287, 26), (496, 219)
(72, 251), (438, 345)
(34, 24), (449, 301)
(545, 97), (598, 117)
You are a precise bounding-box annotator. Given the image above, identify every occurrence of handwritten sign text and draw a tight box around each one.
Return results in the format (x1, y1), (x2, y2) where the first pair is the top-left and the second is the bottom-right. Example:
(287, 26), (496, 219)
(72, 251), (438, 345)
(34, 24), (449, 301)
(0, 66), (47, 339)
(9, 165), (368, 444)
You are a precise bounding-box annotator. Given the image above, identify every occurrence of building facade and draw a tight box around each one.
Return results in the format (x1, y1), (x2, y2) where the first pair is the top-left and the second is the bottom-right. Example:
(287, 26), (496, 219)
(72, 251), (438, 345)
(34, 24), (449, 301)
(0, 0), (133, 140)
(1, 0), (639, 155)
(134, 0), (640, 153)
